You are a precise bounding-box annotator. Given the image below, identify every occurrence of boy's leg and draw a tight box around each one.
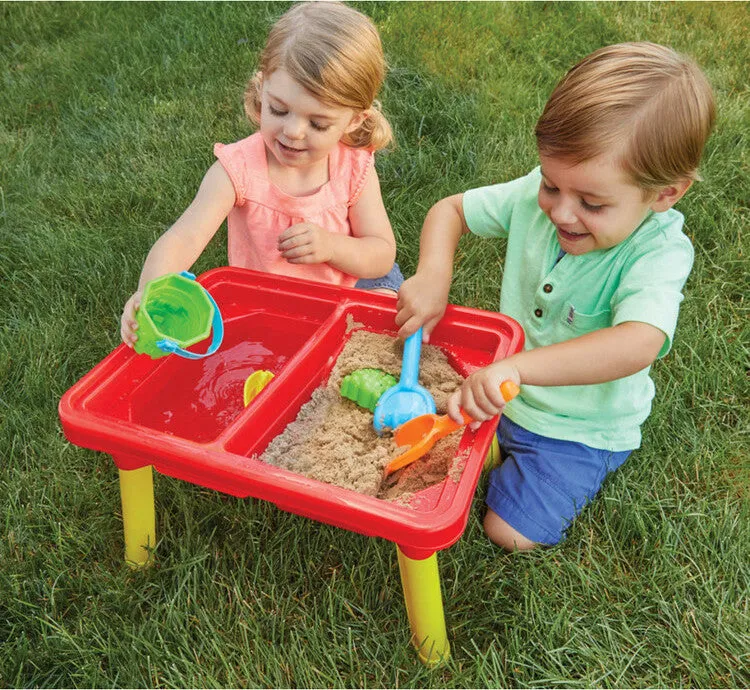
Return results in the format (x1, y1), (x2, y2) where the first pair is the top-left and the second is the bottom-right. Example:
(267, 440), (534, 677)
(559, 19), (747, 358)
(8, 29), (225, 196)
(483, 508), (537, 551)
(354, 263), (405, 296)
(485, 415), (631, 550)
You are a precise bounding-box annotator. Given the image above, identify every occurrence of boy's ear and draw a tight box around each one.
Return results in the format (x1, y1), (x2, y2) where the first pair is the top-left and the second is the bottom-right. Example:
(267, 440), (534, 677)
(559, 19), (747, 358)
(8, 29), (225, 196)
(650, 179), (693, 212)
(345, 110), (369, 134)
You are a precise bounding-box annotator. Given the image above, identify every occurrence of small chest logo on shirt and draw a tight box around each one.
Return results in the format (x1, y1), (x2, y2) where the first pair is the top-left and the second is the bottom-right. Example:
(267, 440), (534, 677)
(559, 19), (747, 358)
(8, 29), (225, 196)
(566, 305), (576, 325)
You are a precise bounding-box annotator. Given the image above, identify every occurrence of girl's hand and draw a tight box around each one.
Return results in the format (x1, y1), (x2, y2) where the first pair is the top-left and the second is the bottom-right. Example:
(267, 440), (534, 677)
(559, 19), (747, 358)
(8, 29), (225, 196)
(278, 222), (334, 264)
(447, 361), (521, 429)
(120, 291), (142, 348)
(395, 272), (450, 341)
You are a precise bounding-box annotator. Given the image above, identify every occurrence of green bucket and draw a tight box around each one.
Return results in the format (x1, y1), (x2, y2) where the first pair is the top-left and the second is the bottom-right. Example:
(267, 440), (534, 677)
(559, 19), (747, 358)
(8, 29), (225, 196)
(134, 272), (223, 359)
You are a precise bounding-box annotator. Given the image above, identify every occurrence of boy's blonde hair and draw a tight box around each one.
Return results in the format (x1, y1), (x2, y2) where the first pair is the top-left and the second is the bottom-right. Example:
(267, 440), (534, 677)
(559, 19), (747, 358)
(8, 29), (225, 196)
(535, 42), (715, 190)
(244, 2), (393, 151)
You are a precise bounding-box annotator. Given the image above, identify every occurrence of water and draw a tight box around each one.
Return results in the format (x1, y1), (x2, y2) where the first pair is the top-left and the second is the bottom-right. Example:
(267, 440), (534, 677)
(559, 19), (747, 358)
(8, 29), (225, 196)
(131, 339), (291, 443)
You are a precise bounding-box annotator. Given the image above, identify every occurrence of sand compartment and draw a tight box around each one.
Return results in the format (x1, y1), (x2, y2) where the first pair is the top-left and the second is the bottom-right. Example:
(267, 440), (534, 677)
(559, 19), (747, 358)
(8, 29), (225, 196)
(260, 329), (466, 501)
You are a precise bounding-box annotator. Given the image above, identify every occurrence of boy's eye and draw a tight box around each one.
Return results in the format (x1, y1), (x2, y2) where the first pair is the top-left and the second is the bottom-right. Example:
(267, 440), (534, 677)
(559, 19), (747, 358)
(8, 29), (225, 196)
(581, 199), (604, 212)
(542, 182), (558, 193)
(269, 105), (287, 117)
(310, 120), (330, 132)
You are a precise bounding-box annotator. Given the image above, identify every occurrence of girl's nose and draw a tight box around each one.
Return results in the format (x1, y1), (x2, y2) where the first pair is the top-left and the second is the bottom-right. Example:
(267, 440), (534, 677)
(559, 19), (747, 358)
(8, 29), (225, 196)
(283, 117), (305, 140)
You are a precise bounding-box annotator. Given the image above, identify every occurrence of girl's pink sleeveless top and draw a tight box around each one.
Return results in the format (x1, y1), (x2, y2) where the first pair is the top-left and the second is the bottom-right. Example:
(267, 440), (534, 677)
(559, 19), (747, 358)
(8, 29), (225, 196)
(214, 133), (374, 287)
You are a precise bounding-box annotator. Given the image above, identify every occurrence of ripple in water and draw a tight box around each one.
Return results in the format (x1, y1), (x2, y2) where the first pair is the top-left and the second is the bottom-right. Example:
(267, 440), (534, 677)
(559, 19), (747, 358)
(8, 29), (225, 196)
(134, 340), (288, 442)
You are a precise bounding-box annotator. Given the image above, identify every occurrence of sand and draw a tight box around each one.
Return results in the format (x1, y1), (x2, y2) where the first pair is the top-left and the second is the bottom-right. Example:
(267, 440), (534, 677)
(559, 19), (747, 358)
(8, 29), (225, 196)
(260, 329), (466, 501)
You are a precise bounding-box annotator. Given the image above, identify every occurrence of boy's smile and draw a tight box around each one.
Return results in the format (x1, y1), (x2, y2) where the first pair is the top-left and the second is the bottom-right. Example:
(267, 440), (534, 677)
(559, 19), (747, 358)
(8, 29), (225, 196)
(537, 153), (661, 255)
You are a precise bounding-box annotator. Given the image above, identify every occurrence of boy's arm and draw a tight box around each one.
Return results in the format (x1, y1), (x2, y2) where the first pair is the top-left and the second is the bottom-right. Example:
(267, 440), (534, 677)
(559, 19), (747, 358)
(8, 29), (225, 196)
(449, 321), (666, 423)
(396, 194), (469, 340)
(278, 167), (396, 278)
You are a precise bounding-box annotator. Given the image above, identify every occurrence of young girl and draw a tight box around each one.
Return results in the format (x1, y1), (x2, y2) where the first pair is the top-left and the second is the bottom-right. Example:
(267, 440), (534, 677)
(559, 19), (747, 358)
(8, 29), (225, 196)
(121, 2), (401, 347)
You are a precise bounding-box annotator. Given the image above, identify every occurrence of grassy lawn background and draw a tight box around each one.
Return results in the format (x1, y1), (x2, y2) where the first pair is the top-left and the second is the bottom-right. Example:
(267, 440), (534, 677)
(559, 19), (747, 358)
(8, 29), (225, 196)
(1, 2), (748, 687)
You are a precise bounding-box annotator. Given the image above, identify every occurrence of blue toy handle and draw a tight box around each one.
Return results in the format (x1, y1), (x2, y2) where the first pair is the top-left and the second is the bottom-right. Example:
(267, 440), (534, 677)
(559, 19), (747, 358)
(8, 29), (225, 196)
(400, 329), (423, 385)
(155, 271), (224, 359)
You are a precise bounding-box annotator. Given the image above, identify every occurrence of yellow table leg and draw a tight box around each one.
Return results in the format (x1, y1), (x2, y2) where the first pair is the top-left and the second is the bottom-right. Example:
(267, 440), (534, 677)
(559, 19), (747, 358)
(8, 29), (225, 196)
(483, 434), (501, 472)
(118, 465), (156, 567)
(397, 546), (450, 665)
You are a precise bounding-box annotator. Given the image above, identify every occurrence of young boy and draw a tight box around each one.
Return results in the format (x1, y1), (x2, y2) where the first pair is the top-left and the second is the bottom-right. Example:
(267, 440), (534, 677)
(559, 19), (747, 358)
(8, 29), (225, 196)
(396, 42), (715, 551)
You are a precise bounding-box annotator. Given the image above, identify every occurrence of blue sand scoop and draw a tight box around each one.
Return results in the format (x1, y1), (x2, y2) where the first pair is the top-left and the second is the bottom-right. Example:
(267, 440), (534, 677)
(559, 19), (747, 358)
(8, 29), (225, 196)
(373, 328), (436, 435)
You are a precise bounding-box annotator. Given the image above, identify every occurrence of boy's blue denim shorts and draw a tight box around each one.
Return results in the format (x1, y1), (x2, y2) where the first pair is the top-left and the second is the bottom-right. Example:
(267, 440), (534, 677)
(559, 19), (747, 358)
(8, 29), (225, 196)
(486, 415), (632, 545)
(354, 263), (404, 293)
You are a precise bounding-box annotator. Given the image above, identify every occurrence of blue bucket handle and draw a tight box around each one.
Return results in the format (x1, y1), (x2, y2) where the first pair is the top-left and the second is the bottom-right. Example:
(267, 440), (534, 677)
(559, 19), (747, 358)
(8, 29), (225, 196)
(154, 271), (224, 359)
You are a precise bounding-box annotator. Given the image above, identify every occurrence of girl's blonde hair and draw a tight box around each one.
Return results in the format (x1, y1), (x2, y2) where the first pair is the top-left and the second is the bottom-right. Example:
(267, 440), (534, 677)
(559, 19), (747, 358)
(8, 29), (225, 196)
(244, 2), (393, 151)
(535, 42), (715, 191)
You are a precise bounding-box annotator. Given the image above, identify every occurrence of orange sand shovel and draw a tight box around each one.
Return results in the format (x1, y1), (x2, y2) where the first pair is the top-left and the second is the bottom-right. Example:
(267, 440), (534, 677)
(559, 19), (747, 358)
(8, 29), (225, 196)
(383, 380), (520, 477)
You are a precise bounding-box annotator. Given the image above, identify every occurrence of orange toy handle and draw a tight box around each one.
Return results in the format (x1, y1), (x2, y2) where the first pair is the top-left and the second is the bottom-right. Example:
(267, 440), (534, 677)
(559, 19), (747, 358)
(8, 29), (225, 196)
(500, 380), (521, 402)
(384, 380), (521, 478)
(458, 379), (520, 424)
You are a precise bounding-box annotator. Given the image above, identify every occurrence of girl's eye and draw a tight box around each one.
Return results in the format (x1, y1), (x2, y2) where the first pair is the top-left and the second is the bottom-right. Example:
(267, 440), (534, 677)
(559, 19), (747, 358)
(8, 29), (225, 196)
(310, 120), (330, 132)
(542, 182), (558, 194)
(269, 105), (287, 117)
(581, 199), (604, 212)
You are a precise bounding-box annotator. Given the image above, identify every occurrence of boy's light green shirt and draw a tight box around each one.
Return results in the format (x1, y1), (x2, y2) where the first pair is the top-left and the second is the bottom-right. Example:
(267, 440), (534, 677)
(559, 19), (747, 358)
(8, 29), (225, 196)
(463, 168), (694, 451)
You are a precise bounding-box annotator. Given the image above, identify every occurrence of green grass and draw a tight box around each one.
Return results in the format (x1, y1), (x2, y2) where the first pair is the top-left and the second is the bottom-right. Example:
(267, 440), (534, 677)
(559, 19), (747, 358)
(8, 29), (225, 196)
(1, 2), (748, 687)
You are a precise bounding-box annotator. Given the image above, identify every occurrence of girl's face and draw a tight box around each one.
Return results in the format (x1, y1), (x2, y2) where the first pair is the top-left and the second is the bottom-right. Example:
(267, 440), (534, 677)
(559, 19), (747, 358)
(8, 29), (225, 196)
(259, 69), (366, 170)
(537, 153), (660, 255)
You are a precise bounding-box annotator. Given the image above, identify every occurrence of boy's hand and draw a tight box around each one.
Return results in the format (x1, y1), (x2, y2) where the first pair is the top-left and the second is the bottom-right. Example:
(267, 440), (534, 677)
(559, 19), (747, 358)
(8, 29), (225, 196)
(447, 361), (521, 429)
(120, 290), (142, 348)
(278, 222), (333, 264)
(395, 272), (450, 341)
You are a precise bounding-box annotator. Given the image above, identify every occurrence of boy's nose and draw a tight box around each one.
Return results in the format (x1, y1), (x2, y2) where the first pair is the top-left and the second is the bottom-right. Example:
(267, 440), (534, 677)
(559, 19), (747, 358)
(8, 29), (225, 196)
(549, 199), (577, 226)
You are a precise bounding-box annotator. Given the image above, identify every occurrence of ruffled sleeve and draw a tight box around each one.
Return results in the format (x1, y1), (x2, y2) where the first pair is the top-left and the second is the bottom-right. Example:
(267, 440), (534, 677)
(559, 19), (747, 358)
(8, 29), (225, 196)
(346, 147), (375, 207)
(214, 135), (263, 208)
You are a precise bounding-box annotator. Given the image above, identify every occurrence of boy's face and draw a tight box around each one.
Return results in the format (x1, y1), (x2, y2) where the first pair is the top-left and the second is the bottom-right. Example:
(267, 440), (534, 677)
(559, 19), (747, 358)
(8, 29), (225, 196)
(537, 153), (658, 255)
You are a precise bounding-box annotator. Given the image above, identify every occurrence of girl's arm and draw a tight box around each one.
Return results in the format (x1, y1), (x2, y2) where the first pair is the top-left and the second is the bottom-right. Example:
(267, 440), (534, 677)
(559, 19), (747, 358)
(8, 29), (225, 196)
(448, 321), (667, 424)
(277, 166), (396, 278)
(136, 162), (235, 288)
(342, 165), (397, 276)
(120, 162), (235, 346)
(395, 194), (468, 340)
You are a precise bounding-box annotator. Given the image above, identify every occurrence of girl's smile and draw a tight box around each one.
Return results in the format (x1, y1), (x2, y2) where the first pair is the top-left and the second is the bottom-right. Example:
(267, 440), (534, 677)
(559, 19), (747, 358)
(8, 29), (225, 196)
(276, 140), (307, 156)
(259, 69), (365, 175)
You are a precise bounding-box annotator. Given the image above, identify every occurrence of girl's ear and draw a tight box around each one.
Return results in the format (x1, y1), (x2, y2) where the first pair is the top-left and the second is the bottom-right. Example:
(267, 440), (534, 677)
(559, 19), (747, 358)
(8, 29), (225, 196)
(244, 71), (265, 125)
(650, 179), (693, 212)
(344, 109), (369, 134)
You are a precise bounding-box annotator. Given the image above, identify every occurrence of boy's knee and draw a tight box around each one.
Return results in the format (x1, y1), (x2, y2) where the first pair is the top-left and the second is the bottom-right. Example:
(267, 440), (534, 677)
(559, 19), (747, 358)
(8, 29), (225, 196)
(483, 509), (538, 552)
